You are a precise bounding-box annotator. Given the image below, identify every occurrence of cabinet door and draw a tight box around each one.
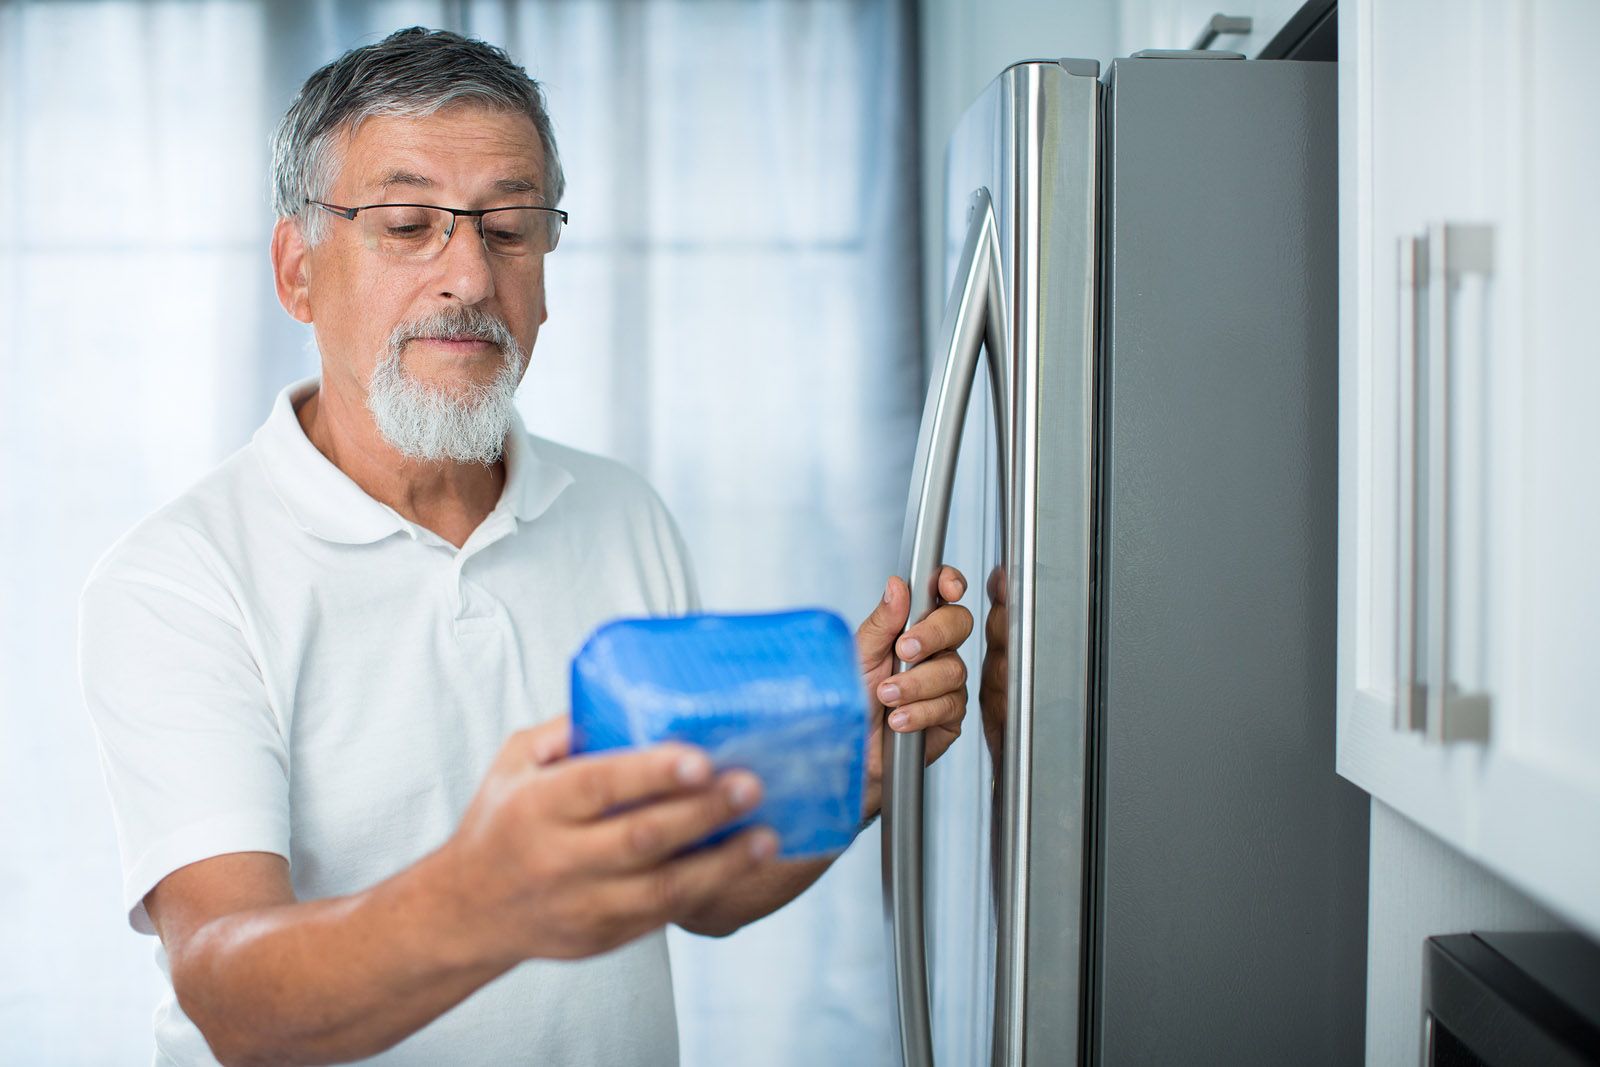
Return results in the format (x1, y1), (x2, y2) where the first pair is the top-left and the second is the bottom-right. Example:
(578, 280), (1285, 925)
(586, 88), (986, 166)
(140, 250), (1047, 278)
(1339, 0), (1600, 937)
(1344, 0), (1514, 740)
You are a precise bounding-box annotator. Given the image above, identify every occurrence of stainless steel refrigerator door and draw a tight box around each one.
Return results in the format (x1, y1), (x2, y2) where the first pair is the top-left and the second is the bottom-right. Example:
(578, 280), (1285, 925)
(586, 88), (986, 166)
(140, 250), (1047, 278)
(883, 59), (1099, 1067)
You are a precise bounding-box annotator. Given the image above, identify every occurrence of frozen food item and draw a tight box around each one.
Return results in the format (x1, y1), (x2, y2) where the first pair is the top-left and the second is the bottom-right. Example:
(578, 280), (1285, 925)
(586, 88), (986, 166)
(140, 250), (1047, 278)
(570, 609), (868, 858)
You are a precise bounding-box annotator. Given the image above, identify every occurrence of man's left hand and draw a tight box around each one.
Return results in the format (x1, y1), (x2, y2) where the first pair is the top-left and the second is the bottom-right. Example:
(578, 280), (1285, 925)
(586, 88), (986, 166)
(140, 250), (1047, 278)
(665, 566), (972, 936)
(856, 566), (974, 818)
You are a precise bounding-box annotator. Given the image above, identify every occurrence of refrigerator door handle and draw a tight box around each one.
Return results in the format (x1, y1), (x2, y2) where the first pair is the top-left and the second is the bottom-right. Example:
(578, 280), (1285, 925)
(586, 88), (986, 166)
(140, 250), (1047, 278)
(884, 185), (1010, 1067)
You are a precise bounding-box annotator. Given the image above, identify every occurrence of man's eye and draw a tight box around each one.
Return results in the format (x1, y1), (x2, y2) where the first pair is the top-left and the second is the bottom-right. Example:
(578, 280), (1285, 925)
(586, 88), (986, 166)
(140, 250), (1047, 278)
(387, 224), (429, 237)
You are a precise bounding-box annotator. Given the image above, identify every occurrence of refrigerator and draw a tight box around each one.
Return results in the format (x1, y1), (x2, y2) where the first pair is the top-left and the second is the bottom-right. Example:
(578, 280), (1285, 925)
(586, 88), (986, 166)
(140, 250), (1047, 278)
(882, 53), (1368, 1066)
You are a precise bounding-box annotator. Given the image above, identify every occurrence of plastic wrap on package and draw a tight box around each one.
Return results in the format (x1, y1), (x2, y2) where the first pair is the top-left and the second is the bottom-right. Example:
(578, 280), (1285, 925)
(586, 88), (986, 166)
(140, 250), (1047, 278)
(570, 609), (868, 858)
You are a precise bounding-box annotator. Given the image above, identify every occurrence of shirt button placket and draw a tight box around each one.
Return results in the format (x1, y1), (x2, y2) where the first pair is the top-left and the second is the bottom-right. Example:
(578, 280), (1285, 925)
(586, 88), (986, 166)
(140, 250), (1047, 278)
(452, 555), (470, 622)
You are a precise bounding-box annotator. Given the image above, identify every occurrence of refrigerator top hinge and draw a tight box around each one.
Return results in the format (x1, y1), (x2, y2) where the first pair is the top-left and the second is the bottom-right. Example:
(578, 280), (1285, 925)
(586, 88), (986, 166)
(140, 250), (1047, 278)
(1057, 58), (1102, 78)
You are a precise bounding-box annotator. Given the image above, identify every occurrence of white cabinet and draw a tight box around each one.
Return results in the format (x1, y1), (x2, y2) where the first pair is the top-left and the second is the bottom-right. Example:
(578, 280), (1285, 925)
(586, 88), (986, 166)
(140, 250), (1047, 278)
(1338, 0), (1600, 937)
(1117, 0), (1311, 56)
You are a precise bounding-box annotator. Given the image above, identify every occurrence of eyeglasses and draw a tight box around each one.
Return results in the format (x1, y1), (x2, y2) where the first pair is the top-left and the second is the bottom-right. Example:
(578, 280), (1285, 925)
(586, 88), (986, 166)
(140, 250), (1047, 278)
(306, 200), (568, 259)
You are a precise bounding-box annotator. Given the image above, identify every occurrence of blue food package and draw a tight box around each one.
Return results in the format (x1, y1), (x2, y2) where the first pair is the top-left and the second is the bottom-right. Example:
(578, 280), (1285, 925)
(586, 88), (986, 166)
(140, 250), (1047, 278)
(570, 609), (868, 859)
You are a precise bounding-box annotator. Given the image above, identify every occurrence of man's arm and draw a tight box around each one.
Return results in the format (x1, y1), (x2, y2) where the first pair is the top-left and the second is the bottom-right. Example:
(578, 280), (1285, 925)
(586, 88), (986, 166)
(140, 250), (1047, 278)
(674, 568), (973, 937)
(150, 721), (775, 1067)
(148, 851), (508, 1066)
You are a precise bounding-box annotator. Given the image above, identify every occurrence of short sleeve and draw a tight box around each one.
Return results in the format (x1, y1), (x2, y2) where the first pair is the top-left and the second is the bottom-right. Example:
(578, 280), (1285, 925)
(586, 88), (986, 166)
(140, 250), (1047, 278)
(78, 544), (290, 934)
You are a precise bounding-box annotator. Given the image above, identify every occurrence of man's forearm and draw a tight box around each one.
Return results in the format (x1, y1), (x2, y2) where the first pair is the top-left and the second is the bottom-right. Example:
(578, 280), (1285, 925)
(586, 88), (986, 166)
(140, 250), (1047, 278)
(177, 849), (508, 1066)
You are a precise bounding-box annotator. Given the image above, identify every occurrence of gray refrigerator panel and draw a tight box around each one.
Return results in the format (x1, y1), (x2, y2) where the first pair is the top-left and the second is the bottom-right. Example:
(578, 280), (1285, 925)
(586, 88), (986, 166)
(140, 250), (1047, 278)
(1092, 57), (1368, 1066)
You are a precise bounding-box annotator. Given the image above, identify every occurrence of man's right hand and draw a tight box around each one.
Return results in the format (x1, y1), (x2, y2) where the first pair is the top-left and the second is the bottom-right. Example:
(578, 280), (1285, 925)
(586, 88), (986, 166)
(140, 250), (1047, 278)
(437, 716), (778, 963)
(143, 718), (773, 1066)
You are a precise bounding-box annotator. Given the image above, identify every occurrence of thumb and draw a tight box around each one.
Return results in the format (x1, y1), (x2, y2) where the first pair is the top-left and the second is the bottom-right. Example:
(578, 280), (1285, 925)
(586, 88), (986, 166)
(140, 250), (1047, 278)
(520, 716), (573, 767)
(857, 576), (910, 669)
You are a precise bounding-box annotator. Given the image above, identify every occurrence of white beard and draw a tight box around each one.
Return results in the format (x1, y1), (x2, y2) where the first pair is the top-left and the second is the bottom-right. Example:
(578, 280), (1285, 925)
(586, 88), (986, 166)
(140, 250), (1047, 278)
(366, 307), (527, 465)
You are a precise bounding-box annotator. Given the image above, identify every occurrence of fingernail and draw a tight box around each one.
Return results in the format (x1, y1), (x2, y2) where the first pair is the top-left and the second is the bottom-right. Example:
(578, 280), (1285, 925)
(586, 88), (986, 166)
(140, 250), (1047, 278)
(676, 753), (711, 785)
(883, 580), (893, 604)
(889, 712), (911, 730)
(897, 637), (921, 660)
(749, 831), (778, 860)
(878, 682), (901, 705)
(726, 775), (760, 809)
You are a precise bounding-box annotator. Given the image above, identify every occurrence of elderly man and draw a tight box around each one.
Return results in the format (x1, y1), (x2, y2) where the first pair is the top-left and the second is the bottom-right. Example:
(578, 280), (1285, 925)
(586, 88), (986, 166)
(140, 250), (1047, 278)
(79, 26), (970, 1067)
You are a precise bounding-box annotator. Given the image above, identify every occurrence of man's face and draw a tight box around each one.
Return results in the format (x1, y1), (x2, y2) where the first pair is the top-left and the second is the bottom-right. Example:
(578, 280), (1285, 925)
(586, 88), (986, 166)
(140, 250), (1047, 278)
(296, 105), (551, 409)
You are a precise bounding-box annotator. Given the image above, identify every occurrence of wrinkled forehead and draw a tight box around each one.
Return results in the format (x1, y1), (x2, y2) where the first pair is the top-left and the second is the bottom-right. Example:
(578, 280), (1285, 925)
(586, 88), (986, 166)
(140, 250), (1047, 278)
(331, 105), (549, 202)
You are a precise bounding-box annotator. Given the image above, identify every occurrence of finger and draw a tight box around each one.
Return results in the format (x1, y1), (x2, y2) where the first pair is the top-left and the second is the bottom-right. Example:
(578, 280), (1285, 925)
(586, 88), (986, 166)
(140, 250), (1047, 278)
(503, 717), (573, 769)
(623, 827), (779, 925)
(528, 717), (574, 765)
(857, 577), (910, 670)
(924, 717), (964, 765)
(885, 690), (968, 734)
(936, 565), (968, 604)
(981, 647), (1007, 692)
(895, 602), (974, 665)
(985, 601), (1007, 645)
(986, 565), (1007, 604)
(552, 743), (715, 819)
(584, 770), (764, 871)
(875, 650), (967, 709)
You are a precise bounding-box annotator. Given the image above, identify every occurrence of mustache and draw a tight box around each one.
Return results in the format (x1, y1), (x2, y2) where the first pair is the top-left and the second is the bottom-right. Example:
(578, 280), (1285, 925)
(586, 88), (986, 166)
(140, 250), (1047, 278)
(388, 307), (519, 352)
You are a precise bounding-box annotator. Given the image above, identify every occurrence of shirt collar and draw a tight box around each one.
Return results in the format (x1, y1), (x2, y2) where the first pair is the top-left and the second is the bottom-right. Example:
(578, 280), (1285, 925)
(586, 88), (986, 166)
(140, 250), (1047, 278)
(500, 402), (576, 525)
(252, 376), (574, 545)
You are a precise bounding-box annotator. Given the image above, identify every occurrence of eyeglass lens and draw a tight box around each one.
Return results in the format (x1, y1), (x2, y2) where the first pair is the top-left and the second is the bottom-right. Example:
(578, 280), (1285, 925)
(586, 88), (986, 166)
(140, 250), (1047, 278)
(355, 206), (562, 258)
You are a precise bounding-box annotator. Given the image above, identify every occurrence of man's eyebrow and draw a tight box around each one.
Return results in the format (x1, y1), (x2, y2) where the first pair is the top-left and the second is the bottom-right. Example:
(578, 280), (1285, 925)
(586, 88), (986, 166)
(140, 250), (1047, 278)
(378, 170), (433, 190)
(374, 172), (541, 197)
(493, 177), (541, 196)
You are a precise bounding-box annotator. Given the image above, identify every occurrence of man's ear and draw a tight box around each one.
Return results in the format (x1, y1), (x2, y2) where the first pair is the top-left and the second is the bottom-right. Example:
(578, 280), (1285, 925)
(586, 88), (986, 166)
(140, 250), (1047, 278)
(271, 217), (314, 324)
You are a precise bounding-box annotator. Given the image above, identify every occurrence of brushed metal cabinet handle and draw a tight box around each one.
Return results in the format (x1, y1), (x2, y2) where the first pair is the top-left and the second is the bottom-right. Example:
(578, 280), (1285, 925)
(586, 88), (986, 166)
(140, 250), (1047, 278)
(1397, 234), (1425, 732)
(1422, 222), (1494, 745)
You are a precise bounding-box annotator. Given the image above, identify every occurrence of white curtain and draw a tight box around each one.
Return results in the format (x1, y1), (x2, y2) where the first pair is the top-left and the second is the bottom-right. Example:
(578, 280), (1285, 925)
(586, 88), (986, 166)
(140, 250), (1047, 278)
(0, 1), (922, 1063)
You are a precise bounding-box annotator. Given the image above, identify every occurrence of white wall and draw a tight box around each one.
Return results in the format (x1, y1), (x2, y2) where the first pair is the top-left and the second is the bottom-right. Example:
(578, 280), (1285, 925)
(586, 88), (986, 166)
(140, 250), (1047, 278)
(916, 0), (1119, 341)
(1365, 800), (1568, 1065)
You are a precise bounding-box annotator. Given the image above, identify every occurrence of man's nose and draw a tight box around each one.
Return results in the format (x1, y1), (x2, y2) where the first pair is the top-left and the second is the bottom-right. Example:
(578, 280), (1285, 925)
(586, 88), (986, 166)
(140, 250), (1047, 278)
(432, 217), (496, 305)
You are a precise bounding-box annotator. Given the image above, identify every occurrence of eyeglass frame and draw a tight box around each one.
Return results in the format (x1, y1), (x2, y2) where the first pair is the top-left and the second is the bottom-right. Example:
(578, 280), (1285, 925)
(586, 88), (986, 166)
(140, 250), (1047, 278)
(305, 198), (569, 258)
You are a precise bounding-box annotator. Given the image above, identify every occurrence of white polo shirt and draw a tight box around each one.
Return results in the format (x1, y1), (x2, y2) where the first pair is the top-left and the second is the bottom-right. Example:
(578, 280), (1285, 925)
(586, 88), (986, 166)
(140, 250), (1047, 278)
(79, 377), (695, 1066)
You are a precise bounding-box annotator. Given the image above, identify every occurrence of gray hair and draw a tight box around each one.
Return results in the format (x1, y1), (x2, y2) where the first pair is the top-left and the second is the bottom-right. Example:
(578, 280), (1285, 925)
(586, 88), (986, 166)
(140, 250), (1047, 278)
(271, 26), (564, 243)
